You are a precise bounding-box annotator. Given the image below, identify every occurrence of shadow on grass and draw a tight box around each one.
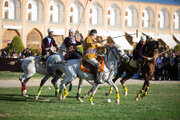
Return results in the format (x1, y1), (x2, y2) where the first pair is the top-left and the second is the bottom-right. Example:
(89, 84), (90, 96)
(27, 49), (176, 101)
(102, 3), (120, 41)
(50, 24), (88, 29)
(0, 93), (56, 103)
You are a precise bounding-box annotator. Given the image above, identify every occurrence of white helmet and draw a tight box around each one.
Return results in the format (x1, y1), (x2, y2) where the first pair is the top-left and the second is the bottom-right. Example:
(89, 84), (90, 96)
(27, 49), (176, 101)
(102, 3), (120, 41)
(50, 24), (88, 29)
(69, 28), (75, 33)
(140, 35), (146, 42)
(47, 28), (53, 33)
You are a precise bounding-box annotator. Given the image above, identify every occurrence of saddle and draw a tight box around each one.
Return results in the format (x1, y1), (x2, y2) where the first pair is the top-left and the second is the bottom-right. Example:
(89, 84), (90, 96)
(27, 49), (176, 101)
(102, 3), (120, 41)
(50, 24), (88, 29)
(129, 59), (146, 69)
(80, 56), (105, 73)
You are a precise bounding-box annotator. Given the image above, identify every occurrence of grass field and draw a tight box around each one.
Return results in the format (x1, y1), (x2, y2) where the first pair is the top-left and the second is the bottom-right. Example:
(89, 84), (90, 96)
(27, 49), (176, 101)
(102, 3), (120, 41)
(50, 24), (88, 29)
(0, 83), (180, 120)
(0, 71), (44, 80)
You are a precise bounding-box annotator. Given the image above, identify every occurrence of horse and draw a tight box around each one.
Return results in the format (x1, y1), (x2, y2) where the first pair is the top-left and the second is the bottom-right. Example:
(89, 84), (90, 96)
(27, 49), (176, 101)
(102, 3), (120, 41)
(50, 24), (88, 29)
(106, 39), (159, 100)
(56, 44), (129, 105)
(19, 46), (67, 97)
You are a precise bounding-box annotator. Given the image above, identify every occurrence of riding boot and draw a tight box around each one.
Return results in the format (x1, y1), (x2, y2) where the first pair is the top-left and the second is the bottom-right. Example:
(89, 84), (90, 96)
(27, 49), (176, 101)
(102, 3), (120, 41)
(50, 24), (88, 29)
(94, 63), (103, 84)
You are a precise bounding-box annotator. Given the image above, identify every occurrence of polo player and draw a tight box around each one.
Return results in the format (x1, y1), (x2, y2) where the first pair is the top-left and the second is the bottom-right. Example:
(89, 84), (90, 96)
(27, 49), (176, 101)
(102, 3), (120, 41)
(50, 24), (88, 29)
(64, 28), (82, 60)
(133, 35), (152, 69)
(41, 29), (59, 59)
(82, 29), (105, 84)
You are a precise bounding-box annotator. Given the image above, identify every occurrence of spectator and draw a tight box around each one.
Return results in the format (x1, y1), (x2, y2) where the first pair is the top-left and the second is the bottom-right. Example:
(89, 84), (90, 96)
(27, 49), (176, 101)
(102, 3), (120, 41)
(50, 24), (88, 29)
(169, 51), (176, 80)
(155, 55), (163, 80)
(1, 49), (8, 58)
(174, 51), (180, 80)
(161, 53), (170, 80)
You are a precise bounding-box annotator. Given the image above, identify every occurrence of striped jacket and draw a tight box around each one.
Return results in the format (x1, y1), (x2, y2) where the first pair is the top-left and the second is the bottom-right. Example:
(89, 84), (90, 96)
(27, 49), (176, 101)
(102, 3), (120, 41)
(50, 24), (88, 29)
(82, 36), (104, 61)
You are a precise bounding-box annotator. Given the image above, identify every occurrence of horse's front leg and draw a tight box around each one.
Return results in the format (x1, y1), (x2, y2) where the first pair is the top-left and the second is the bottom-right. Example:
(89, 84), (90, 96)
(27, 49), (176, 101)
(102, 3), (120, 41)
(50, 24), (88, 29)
(35, 74), (51, 101)
(141, 81), (150, 98)
(135, 82), (146, 101)
(141, 74), (152, 98)
(51, 71), (63, 97)
(89, 84), (100, 105)
(108, 80), (120, 104)
(76, 78), (83, 102)
(58, 75), (74, 102)
(120, 75), (131, 97)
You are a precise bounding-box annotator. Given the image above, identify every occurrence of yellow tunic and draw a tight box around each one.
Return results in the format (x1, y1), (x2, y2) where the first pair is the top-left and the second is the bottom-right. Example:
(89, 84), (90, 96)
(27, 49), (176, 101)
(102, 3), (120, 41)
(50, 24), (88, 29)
(83, 36), (104, 61)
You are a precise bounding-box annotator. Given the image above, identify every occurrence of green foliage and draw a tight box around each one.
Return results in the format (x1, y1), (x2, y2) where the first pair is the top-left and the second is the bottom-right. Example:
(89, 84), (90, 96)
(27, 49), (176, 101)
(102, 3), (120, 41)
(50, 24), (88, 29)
(0, 84), (180, 120)
(6, 36), (25, 54)
(175, 44), (180, 50)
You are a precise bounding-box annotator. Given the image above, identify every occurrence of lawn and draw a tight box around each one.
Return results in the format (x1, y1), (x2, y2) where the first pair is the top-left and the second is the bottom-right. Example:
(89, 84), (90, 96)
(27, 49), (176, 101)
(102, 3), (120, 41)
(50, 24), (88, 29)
(0, 84), (180, 120)
(0, 71), (44, 80)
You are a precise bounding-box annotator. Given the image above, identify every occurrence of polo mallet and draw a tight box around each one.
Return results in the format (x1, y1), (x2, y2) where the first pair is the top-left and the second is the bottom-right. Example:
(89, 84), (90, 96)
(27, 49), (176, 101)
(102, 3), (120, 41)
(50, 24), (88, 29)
(102, 29), (139, 42)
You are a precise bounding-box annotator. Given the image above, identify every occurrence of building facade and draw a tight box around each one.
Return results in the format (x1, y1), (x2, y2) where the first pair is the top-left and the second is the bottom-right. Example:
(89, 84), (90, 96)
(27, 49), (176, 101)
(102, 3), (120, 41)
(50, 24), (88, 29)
(0, 0), (180, 50)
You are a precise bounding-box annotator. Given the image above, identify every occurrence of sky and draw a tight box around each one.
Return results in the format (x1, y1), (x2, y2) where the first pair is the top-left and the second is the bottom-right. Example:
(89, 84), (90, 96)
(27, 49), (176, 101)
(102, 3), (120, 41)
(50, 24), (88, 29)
(125, 0), (180, 5)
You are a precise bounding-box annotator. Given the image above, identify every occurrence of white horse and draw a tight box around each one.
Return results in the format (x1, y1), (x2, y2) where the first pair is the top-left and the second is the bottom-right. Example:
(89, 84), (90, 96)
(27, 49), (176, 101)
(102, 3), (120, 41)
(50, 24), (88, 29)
(19, 44), (67, 97)
(19, 56), (47, 97)
(57, 44), (129, 105)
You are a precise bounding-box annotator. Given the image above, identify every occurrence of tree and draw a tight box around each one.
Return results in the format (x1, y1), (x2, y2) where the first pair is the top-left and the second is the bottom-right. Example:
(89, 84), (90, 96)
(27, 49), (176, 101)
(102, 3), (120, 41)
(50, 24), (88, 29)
(6, 36), (25, 54)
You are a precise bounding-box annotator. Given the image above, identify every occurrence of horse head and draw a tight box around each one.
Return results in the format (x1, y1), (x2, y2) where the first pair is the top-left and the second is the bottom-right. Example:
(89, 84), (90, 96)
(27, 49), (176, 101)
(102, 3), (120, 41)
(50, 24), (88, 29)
(146, 38), (159, 57)
(107, 44), (130, 63)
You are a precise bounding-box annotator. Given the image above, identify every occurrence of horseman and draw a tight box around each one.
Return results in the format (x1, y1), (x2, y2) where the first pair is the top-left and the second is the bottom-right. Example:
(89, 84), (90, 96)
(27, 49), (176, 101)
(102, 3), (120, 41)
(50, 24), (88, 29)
(64, 28), (82, 60)
(133, 35), (152, 69)
(42, 29), (59, 59)
(83, 29), (105, 84)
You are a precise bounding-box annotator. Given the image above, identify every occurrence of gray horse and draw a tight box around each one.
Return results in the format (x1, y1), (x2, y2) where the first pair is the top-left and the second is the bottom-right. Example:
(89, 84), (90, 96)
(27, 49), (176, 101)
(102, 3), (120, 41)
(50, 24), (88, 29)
(20, 44), (66, 97)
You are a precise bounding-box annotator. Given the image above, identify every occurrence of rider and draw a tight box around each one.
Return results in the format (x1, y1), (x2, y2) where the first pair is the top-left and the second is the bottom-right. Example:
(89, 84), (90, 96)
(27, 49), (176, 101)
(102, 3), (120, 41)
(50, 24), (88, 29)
(133, 35), (152, 69)
(64, 28), (82, 60)
(83, 29), (105, 84)
(41, 29), (59, 59)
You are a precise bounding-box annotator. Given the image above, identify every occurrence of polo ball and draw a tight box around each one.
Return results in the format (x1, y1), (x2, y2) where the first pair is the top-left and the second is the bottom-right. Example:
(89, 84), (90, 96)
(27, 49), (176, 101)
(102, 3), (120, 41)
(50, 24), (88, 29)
(107, 98), (111, 103)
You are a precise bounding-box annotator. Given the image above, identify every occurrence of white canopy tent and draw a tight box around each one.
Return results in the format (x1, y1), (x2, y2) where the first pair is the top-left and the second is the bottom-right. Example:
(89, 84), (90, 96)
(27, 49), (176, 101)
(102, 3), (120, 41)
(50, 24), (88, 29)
(173, 34), (180, 42)
(108, 31), (133, 50)
(158, 34), (177, 49)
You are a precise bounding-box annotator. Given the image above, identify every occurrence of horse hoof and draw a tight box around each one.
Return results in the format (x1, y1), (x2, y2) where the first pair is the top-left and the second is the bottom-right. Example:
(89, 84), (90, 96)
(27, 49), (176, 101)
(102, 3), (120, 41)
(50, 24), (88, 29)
(116, 99), (120, 104)
(124, 92), (127, 96)
(135, 97), (138, 101)
(84, 93), (88, 99)
(90, 102), (94, 105)
(34, 96), (39, 101)
(62, 96), (66, 100)
(58, 98), (62, 103)
(78, 98), (84, 103)
(105, 93), (109, 96)
(24, 94), (29, 98)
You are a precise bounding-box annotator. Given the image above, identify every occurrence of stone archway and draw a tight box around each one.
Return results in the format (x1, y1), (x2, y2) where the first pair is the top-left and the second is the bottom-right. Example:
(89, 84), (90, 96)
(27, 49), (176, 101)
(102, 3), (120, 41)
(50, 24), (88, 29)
(26, 29), (42, 49)
(2, 29), (20, 49)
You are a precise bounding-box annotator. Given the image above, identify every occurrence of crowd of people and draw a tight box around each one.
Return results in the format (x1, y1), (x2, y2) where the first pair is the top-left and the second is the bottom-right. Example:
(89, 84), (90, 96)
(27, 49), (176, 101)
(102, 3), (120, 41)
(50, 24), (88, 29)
(155, 51), (180, 80)
(0, 48), (33, 59)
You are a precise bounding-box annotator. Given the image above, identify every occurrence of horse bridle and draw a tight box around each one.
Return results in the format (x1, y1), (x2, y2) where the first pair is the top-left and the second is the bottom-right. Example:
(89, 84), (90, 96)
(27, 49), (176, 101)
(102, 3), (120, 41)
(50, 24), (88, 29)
(110, 46), (126, 61)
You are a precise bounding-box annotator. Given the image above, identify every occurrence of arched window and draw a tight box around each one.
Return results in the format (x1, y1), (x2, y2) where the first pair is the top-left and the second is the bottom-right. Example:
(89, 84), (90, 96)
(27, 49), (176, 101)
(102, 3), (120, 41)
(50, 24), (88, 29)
(50, 14), (53, 22)
(70, 7), (73, 12)
(28, 12), (31, 20)
(27, 0), (43, 21)
(142, 6), (154, 28)
(27, 29), (42, 48)
(69, 0), (84, 24)
(107, 4), (120, 26)
(5, 1), (8, 7)
(50, 5), (53, 11)
(174, 9), (180, 30)
(3, 0), (21, 20)
(49, 0), (64, 23)
(125, 5), (138, 27)
(28, 3), (32, 9)
(89, 2), (103, 25)
(2, 30), (20, 48)
(158, 8), (170, 29)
